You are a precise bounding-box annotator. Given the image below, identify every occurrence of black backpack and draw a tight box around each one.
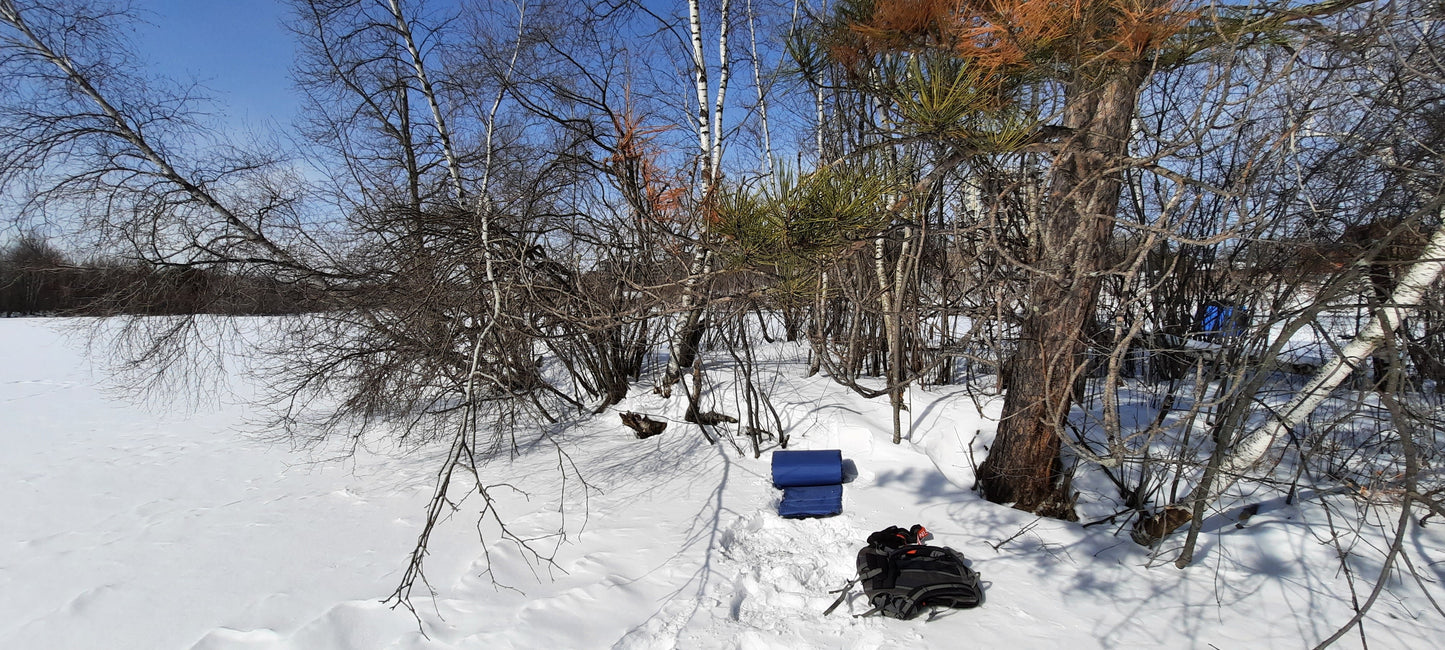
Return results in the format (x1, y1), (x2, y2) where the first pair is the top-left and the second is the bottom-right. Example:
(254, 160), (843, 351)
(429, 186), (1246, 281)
(825, 525), (984, 619)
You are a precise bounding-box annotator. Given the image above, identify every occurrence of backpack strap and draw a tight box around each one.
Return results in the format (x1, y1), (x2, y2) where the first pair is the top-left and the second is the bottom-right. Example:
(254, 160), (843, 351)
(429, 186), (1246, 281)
(822, 578), (855, 616)
(896, 581), (983, 613)
(822, 561), (890, 616)
(852, 603), (887, 618)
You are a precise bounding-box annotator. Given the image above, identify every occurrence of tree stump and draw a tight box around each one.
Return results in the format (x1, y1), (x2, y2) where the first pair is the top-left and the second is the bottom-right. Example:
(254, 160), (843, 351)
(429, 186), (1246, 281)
(620, 412), (667, 439)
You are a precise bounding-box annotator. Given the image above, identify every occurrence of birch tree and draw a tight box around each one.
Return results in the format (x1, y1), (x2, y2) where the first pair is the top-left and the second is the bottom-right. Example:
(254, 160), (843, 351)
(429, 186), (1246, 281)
(1132, 0), (1445, 547)
(661, 0), (733, 395)
(1132, 204), (1445, 549)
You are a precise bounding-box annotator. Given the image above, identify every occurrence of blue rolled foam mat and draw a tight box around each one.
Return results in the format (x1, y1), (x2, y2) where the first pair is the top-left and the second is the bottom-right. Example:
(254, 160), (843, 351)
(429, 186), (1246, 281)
(771, 449), (844, 488)
(779, 484), (843, 518)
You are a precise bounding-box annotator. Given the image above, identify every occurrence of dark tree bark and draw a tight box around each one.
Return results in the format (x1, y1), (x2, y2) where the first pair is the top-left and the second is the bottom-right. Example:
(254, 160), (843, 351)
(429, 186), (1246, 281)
(977, 62), (1150, 519)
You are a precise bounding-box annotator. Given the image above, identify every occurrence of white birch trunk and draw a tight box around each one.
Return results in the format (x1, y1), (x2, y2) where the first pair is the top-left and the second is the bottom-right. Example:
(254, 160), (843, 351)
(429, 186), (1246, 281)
(663, 0), (727, 393)
(474, 4), (527, 329)
(710, 0), (730, 179)
(747, 0), (774, 177)
(1184, 211), (1445, 508)
(688, 0), (713, 182)
(386, 0), (464, 202)
(813, 87), (826, 161)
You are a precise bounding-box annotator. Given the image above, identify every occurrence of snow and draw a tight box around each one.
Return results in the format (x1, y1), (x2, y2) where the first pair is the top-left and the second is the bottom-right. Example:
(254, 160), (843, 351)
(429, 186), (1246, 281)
(2, 317), (1443, 649)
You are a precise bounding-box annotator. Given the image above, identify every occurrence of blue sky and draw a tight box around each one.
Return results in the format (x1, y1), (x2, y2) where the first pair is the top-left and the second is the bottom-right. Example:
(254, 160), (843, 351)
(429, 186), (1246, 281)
(135, 1), (299, 132)
(127, 1), (713, 136)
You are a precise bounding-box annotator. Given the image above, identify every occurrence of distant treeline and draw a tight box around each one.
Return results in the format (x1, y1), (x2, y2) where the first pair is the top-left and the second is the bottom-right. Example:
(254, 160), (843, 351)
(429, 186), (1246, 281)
(1, 236), (316, 316)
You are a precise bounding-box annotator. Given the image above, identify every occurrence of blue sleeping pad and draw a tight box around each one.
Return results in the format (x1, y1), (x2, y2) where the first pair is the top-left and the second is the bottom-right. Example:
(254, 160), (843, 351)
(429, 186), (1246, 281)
(779, 484), (843, 518)
(772, 449), (843, 487)
(771, 449), (844, 518)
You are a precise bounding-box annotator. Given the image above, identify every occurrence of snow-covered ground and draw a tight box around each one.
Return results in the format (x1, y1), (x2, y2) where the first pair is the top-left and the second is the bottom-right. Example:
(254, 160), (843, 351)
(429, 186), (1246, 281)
(3, 317), (1442, 649)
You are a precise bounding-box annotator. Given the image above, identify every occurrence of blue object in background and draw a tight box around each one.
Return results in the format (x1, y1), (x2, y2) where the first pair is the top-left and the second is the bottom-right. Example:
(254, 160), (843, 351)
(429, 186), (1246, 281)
(1198, 300), (1249, 339)
(771, 449), (845, 518)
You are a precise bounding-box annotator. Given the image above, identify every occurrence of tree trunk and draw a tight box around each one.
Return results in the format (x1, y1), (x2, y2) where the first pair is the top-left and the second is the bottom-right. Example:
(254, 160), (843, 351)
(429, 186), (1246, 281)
(977, 63), (1150, 519)
(660, 0), (729, 397)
